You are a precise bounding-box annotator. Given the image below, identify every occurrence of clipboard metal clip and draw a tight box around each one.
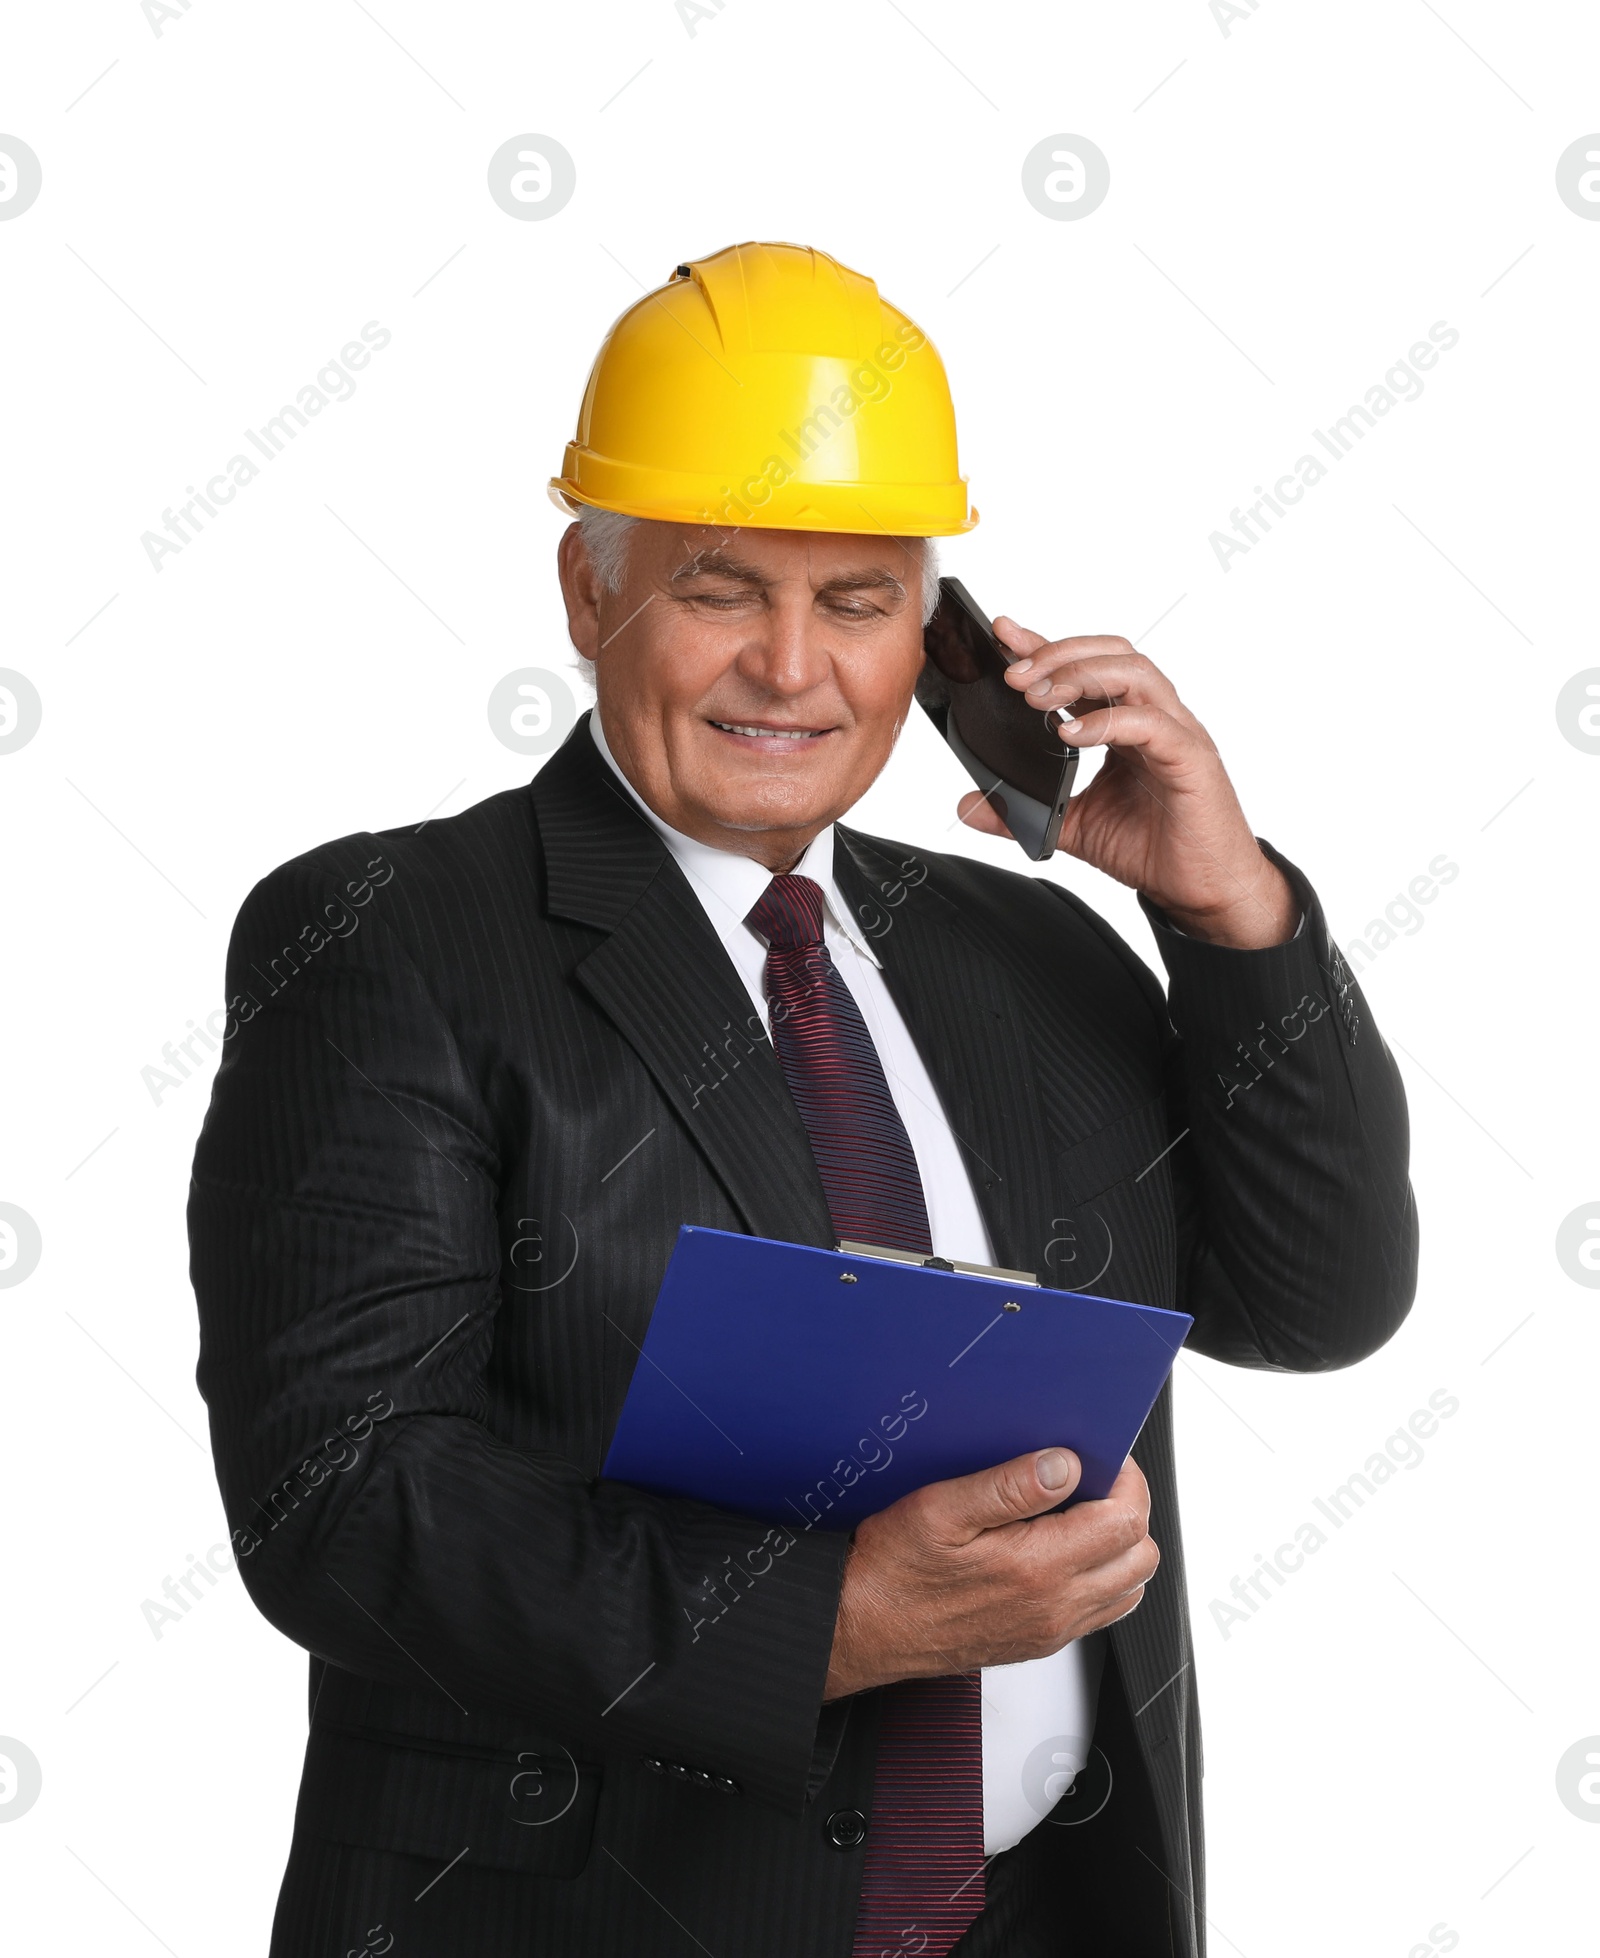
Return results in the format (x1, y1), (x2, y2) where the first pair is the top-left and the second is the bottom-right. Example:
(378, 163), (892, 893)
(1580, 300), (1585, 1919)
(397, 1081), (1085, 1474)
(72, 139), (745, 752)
(834, 1239), (1041, 1288)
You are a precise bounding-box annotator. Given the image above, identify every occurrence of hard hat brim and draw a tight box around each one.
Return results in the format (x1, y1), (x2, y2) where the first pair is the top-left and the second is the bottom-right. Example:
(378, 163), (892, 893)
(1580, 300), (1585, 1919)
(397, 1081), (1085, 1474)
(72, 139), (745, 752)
(546, 472), (977, 539)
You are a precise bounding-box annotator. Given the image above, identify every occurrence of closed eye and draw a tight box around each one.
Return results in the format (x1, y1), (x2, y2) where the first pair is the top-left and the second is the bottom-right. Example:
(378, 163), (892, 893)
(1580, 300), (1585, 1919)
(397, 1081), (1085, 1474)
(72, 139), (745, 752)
(676, 590), (761, 611)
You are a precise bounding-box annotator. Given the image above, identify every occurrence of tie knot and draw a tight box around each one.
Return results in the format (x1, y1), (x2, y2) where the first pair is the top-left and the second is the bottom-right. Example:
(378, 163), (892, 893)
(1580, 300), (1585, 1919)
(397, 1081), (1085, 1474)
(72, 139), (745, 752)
(748, 874), (826, 951)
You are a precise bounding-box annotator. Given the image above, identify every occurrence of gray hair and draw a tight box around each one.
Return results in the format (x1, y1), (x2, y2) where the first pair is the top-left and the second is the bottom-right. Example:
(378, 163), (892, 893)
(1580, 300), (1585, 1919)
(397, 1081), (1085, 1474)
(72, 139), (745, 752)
(575, 504), (942, 624)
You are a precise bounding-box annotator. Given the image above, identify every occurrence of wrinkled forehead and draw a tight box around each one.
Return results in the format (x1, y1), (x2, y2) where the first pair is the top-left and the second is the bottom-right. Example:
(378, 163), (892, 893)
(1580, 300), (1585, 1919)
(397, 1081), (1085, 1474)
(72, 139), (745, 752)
(651, 522), (925, 597)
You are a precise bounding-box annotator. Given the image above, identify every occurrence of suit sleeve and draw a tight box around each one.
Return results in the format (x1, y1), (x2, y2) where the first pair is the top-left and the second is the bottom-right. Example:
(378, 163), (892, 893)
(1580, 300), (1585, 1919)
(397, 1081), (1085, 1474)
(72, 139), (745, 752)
(188, 852), (851, 1813)
(1069, 841), (1417, 1370)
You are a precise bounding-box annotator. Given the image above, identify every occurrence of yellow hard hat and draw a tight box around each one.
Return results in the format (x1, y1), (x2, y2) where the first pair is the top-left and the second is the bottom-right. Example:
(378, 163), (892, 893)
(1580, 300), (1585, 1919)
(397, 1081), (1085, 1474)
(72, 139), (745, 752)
(549, 241), (976, 538)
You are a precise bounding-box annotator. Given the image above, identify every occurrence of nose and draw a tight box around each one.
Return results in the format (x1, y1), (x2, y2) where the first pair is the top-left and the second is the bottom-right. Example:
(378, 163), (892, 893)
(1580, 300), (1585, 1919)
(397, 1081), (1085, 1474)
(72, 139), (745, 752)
(735, 588), (833, 700)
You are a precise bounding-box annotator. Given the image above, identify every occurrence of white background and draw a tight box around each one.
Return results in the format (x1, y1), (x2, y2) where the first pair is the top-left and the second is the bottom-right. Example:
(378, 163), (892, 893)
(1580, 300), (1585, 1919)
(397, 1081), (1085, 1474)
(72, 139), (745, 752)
(3, 1), (1598, 1952)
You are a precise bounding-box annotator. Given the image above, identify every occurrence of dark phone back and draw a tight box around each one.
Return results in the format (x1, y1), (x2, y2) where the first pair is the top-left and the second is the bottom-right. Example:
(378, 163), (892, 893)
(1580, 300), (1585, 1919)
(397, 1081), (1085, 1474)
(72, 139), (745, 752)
(919, 577), (1072, 805)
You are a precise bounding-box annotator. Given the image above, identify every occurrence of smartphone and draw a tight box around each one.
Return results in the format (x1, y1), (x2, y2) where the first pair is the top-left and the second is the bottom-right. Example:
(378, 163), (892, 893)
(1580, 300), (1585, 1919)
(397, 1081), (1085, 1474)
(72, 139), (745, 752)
(917, 577), (1080, 862)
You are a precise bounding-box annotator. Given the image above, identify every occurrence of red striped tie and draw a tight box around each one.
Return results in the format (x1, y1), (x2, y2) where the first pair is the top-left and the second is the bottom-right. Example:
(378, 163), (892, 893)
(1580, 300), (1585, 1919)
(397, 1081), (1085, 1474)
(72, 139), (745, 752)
(747, 876), (986, 1956)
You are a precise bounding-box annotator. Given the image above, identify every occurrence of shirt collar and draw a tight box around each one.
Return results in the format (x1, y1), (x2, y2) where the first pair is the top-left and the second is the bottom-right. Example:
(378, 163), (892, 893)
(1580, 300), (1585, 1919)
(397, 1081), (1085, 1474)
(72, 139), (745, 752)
(587, 709), (882, 966)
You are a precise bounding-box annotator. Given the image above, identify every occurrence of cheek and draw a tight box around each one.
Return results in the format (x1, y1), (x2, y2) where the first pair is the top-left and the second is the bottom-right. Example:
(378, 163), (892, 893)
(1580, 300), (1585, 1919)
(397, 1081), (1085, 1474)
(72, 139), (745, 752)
(599, 632), (753, 810)
(836, 632), (924, 731)
(599, 619), (726, 730)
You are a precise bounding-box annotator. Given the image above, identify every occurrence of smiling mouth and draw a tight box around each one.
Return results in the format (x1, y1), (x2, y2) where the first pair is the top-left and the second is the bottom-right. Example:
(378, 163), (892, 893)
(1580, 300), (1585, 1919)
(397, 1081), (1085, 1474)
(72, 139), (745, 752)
(708, 720), (831, 741)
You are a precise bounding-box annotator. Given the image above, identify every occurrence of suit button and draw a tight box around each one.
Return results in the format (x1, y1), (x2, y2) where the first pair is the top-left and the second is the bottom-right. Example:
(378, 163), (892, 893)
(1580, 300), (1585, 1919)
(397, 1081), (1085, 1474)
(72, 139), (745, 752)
(824, 1807), (868, 1849)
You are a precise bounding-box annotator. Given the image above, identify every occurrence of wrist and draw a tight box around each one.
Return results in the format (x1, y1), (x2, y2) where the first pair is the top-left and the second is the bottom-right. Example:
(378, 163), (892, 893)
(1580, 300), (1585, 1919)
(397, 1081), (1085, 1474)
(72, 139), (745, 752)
(823, 1540), (868, 1701)
(1159, 858), (1299, 949)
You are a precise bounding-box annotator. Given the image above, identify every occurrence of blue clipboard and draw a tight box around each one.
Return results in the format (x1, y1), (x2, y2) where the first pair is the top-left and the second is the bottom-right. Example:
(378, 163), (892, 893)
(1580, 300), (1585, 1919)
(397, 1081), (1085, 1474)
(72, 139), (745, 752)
(602, 1226), (1193, 1531)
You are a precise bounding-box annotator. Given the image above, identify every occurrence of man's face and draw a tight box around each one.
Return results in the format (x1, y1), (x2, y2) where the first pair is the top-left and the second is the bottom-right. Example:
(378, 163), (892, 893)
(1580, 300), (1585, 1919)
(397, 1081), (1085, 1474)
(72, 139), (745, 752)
(557, 519), (928, 869)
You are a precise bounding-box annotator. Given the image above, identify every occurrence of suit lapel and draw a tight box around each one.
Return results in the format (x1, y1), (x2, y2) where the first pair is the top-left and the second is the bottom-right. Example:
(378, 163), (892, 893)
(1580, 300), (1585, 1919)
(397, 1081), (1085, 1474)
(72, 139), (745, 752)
(531, 719), (1055, 1271)
(833, 827), (1059, 1280)
(531, 716), (834, 1248)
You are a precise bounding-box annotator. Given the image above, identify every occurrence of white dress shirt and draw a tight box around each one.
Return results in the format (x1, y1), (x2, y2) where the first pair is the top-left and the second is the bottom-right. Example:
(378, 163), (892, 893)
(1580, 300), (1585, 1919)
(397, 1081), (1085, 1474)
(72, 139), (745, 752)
(589, 712), (1104, 1855)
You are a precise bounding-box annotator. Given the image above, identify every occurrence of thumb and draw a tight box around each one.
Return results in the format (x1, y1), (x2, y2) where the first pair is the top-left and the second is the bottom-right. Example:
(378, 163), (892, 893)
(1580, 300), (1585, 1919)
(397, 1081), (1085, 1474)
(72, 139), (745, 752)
(925, 1448), (1082, 1544)
(956, 789), (1014, 839)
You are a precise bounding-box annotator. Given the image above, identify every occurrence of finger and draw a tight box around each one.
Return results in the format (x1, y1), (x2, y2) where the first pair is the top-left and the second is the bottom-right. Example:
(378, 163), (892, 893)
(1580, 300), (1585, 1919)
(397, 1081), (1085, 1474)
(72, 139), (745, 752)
(992, 616), (1052, 660)
(1003, 646), (1189, 719)
(998, 629), (1145, 670)
(1082, 1569), (1156, 1634)
(917, 1447), (1084, 1545)
(956, 789), (1014, 839)
(992, 621), (1171, 683)
(991, 626), (1195, 734)
(1072, 1531), (1161, 1613)
(1043, 701), (1208, 775)
(1021, 1458), (1153, 1566)
(1104, 1458), (1152, 1532)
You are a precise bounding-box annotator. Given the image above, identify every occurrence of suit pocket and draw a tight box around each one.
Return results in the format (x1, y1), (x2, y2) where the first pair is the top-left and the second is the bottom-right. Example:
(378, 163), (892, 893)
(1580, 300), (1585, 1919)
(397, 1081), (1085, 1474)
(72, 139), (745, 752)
(297, 1724), (602, 1878)
(1056, 1094), (1172, 1204)
(1051, 1096), (1178, 1307)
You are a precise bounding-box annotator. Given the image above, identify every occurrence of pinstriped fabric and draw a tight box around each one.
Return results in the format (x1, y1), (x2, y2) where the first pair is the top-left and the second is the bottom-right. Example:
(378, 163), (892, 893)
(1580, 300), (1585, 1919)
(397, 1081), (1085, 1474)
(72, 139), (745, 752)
(186, 718), (1418, 1958)
(747, 875), (985, 1957)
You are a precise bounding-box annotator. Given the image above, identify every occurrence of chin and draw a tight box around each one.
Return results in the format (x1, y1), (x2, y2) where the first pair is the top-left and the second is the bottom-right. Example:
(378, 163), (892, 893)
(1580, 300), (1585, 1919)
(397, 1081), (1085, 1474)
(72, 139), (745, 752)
(703, 783), (838, 836)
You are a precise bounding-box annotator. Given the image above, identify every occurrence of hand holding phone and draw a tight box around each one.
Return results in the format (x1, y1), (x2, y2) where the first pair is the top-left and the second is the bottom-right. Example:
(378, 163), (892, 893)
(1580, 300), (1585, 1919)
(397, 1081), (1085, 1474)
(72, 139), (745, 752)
(924, 603), (1302, 947)
(918, 578), (1079, 861)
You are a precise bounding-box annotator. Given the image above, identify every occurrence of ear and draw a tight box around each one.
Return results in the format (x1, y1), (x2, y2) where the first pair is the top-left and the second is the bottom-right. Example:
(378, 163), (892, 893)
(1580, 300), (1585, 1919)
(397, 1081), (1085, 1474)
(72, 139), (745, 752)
(556, 522), (602, 664)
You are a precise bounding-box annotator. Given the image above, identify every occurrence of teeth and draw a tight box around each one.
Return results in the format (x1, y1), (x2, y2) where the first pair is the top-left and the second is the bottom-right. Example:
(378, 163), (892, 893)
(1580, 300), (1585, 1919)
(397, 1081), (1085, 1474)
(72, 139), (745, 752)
(712, 722), (819, 739)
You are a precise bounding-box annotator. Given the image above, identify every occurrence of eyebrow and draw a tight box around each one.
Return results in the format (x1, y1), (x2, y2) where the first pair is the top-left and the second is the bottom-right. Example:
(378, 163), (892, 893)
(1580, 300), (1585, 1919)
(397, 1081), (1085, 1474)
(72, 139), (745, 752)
(667, 554), (908, 602)
(668, 551), (770, 587)
(815, 569), (908, 601)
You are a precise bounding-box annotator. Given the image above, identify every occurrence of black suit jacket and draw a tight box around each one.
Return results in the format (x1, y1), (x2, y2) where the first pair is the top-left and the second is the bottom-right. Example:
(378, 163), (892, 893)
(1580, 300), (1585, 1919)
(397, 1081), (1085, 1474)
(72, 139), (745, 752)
(189, 714), (1416, 1957)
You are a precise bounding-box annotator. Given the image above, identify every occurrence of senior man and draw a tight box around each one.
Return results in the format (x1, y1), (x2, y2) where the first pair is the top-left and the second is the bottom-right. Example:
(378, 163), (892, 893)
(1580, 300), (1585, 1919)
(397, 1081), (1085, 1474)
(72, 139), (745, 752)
(190, 242), (1416, 1957)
